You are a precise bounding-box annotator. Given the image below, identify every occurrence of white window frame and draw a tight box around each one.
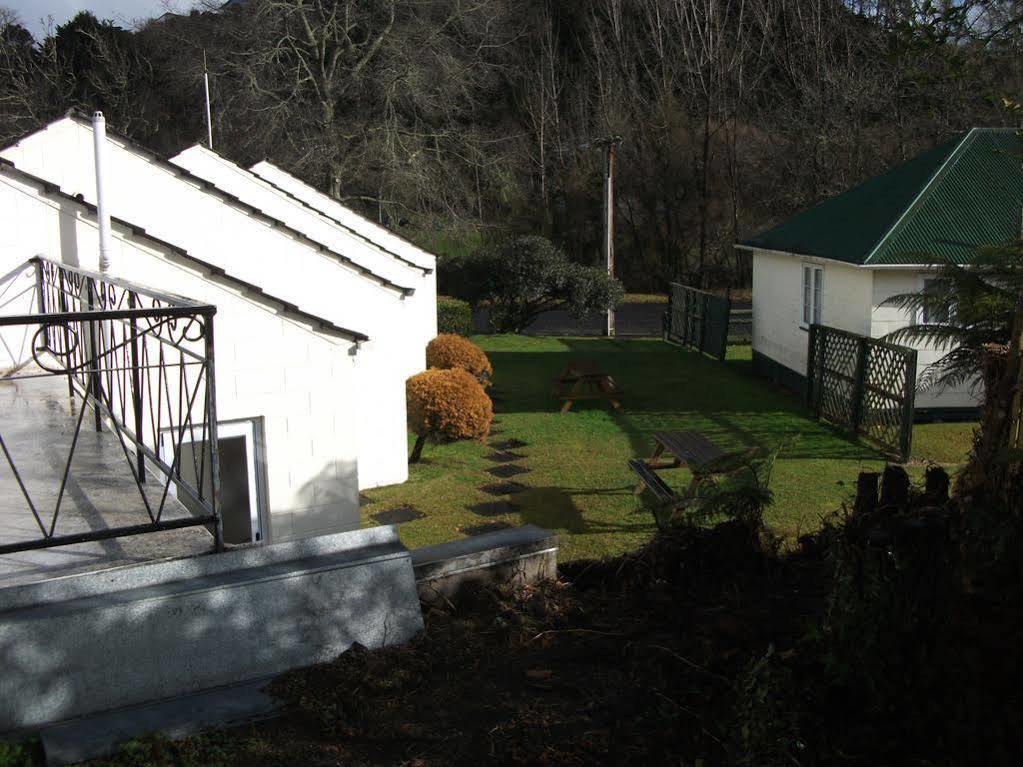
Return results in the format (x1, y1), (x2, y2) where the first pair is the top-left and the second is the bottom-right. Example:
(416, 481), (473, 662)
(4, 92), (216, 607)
(801, 263), (824, 329)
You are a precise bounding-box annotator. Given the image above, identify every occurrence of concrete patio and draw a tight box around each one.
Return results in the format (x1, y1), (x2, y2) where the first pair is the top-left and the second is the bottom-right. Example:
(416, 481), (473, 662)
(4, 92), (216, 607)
(0, 368), (213, 588)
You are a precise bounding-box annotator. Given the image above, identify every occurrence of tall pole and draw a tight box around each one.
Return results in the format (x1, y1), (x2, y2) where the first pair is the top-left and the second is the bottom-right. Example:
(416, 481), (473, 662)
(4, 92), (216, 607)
(203, 51), (214, 150)
(603, 137), (621, 337)
(92, 111), (113, 274)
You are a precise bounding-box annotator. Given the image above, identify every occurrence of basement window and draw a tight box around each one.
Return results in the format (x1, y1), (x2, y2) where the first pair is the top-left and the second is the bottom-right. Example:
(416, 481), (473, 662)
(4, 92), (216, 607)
(802, 265), (824, 328)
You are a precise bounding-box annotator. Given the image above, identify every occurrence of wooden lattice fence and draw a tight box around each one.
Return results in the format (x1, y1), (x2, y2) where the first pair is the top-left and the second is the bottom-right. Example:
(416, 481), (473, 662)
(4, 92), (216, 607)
(807, 324), (918, 460)
(664, 283), (732, 361)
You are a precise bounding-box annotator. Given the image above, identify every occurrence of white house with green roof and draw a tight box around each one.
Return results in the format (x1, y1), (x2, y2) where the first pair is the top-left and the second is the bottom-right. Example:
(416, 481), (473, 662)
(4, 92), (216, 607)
(738, 127), (1023, 416)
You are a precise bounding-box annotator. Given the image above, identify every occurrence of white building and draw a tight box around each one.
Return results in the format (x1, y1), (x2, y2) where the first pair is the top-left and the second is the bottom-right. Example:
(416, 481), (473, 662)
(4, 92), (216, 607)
(739, 128), (1023, 418)
(0, 112), (437, 544)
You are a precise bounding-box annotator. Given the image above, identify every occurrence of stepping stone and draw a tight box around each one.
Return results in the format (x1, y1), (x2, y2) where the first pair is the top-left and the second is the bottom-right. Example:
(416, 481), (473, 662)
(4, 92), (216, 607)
(480, 481), (527, 496)
(468, 500), (520, 517)
(486, 464), (531, 479)
(484, 451), (526, 463)
(490, 438), (528, 450)
(461, 521), (513, 536)
(371, 505), (425, 525)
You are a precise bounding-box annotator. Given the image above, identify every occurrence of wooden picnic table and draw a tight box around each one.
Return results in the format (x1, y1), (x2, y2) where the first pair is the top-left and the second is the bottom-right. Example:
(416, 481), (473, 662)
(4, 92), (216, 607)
(630, 430), (727, 500)
(554, 358), (624, 414)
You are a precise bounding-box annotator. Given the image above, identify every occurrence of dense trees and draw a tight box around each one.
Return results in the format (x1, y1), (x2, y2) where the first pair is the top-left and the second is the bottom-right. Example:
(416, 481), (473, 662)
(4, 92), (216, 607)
(1, 1), (1020, 289)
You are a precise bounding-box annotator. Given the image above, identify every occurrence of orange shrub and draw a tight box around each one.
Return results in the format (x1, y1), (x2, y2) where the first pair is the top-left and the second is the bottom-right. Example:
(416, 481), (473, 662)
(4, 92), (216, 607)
(406, 368), (493, 463)
(426, 333), (493, 388)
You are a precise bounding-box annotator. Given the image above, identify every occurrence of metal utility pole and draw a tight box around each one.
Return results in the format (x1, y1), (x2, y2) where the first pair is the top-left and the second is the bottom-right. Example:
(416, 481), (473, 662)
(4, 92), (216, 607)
(599, 136), (623, 337)
(203, 51), (214, 150)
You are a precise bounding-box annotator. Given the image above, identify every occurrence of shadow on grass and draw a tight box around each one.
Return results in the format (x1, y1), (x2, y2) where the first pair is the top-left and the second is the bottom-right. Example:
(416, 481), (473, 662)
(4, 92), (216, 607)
(477, 483), (655, 539)
(486, 337), (877, 463)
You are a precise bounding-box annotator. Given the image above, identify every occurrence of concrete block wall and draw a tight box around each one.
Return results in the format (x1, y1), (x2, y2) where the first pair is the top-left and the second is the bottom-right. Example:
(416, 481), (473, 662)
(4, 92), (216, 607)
(0, 117), (414, 490)
(0, 171), (363, 539)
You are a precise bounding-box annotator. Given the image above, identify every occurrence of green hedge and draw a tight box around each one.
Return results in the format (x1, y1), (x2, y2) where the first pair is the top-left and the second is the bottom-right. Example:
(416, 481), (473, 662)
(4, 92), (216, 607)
(437, 297), (473, 335)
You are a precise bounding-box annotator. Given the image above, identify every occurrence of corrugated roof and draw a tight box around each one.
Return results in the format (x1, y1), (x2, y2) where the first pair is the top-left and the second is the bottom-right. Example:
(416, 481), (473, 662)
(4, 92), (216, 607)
(738, 128), (1023, 266)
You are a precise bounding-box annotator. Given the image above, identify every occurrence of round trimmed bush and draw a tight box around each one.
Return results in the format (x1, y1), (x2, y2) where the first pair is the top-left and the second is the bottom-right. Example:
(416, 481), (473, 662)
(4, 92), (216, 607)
(406, 368), (493, 463)
(437, 297), (473, 336)
(426, 333), (493, 388)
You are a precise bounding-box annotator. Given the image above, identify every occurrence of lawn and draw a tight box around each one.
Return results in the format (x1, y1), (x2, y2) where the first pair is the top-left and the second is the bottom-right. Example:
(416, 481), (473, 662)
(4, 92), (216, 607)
(360, 336), (976, 562)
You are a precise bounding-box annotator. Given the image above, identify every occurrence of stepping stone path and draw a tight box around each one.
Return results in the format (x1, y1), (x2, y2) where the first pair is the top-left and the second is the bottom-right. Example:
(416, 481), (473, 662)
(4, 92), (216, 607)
(467, 420), (532, 524)
(491, 439), (528, 451)
(485, 451), (525, 463)
(480, 481), (527, 496)
(371, 505), (425, 525)
(486, 464), (531, 479)
(467, 500), (520, 517)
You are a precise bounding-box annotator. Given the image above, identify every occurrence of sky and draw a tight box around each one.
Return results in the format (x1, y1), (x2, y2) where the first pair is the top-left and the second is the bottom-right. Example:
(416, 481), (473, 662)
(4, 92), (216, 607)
(5, 0), (203, 39)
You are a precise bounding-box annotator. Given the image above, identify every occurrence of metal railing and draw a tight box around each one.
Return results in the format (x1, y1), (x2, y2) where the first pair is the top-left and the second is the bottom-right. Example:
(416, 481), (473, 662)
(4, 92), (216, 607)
(663, 283), (733, 360)
(0, 257), (222, 554)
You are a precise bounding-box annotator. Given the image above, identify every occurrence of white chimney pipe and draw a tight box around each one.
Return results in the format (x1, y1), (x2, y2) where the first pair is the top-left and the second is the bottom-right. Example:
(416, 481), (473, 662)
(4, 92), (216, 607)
(92, 111), (113, 273)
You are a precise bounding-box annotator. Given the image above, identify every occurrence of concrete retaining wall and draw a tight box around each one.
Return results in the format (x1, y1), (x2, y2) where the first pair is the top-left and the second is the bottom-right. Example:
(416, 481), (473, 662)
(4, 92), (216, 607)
(412, 525), (558, 604)
(0, 526), (423, 732)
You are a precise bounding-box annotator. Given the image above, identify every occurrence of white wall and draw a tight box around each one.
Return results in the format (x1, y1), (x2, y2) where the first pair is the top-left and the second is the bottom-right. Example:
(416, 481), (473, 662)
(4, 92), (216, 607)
(753, 248), (980, 412)
(752, 250), (873, 376)
(249, 160), (438, 340)
(1, 118), (411, 490)
(0, 168), (364, 540)
(871, 269), (979, 410)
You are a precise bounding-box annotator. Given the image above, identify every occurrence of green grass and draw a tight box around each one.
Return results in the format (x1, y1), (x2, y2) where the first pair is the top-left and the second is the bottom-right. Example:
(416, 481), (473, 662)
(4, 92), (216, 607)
(623, 293), (668, 304)
(360, 338), (975, 562)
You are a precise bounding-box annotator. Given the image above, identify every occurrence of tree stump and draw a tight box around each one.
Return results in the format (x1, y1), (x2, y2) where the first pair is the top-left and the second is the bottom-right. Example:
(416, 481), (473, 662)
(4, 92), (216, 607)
(855, 472), (880, 515)
(924, 465), (950, 504)
(879, 465), (911, 509)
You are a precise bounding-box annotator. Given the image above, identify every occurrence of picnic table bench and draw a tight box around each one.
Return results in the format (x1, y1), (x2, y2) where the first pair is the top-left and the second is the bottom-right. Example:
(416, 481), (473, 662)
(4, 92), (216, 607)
(554, 358), (624, 414)
(629, 430), (728, 500)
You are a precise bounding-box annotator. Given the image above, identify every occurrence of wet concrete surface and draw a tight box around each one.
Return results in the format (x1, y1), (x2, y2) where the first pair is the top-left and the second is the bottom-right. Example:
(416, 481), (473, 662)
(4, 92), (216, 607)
(0, 371), (213, 588)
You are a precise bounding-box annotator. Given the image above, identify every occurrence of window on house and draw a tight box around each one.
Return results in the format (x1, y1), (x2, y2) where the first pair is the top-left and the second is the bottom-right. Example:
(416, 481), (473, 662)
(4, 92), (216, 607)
(921, 278), (951, 324)
(802, 265), (824, 327)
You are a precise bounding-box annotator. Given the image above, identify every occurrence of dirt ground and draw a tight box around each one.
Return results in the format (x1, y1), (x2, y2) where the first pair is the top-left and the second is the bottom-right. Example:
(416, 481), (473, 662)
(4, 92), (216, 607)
(82, 517), (1023, 767)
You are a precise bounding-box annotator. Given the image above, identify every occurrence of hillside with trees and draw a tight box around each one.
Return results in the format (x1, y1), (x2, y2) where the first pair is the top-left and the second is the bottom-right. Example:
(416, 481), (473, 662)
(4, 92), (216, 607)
(1, 0), (1021, 289)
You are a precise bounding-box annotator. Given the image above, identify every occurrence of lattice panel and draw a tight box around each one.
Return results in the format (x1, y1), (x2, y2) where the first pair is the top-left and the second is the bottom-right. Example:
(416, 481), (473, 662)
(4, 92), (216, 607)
(861, 344), (913, 453)
(816, 330), (859, 431)
(807, 324), (917, 460)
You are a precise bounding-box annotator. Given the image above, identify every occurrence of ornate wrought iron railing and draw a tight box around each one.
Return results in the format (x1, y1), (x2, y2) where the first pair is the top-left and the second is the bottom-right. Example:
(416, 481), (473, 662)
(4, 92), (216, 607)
(807, 323), (918, 461)
(0, 257), (222, 554)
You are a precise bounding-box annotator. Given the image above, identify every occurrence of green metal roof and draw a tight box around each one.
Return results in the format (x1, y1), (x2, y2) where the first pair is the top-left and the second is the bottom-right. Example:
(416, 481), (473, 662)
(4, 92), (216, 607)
(739, 128), (1023, 266)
